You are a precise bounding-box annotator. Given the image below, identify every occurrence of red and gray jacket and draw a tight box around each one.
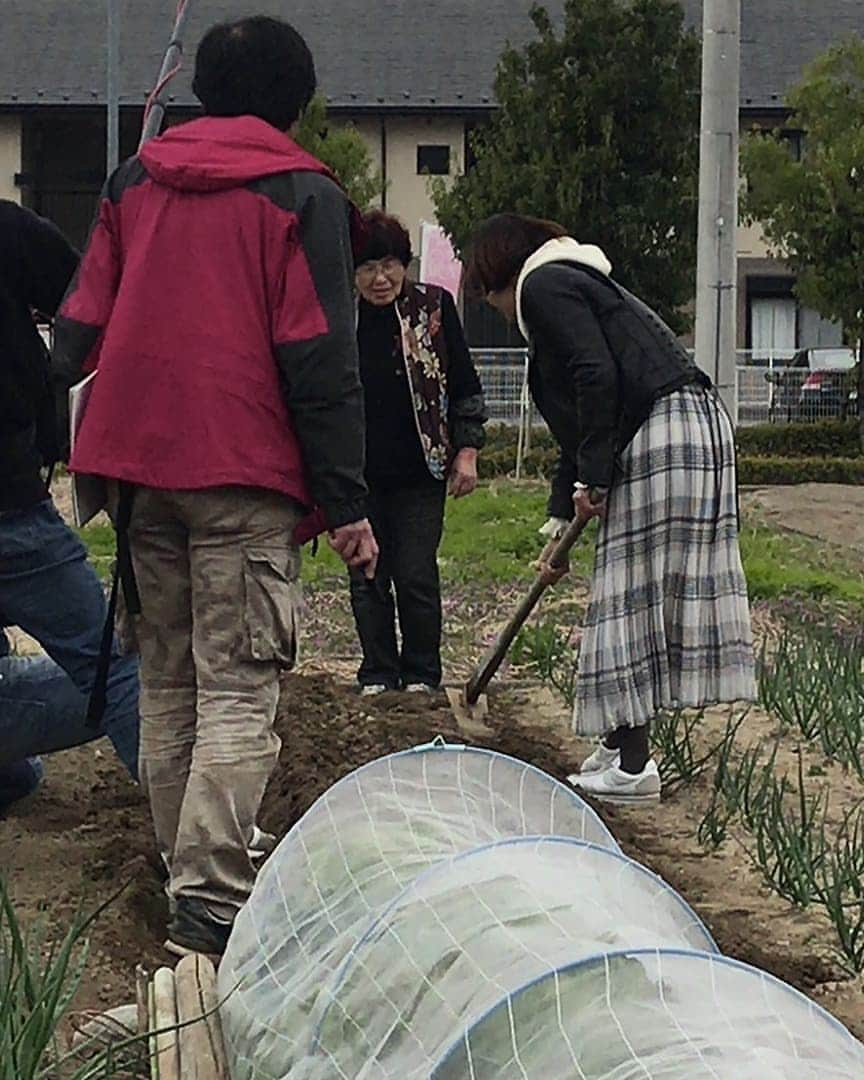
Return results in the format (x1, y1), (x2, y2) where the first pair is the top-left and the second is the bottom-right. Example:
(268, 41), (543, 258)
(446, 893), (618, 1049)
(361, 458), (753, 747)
(52, 115), (367, 535)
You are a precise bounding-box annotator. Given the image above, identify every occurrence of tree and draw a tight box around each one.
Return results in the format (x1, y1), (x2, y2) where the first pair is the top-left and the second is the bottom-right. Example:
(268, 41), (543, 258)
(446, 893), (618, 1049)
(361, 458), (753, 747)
(295, 96), (382, 209)
(431, 0), (700, 332)
(741, 37), (864, 446)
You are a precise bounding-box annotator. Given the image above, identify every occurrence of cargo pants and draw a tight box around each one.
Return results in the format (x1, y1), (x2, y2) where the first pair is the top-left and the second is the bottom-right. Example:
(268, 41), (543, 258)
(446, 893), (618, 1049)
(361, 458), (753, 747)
(127, 486), (302, 920)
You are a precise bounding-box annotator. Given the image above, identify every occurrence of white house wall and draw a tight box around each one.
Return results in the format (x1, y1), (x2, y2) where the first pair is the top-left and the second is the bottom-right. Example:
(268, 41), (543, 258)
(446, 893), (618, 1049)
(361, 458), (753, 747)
(2, 100), (797, 348)
(341, 113), (771, 268)
(338, 114), (466, 251)
(383, 116), (465, 252)
(737, 218), (773, 260)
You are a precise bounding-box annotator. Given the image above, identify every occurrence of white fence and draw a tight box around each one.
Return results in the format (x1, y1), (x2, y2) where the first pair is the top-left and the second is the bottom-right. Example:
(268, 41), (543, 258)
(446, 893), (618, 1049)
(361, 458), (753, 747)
(470, 349), (531, 426)
(471, 349), (856, 428)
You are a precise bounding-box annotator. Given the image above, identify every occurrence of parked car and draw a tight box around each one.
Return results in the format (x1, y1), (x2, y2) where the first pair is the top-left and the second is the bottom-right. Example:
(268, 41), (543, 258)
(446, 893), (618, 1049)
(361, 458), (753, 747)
(766, 347), (859, 422)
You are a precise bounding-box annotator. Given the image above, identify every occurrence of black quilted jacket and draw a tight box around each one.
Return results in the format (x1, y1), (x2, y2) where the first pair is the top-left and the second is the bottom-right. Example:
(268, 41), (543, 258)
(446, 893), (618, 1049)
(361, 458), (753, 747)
(520, 261), (709, 506)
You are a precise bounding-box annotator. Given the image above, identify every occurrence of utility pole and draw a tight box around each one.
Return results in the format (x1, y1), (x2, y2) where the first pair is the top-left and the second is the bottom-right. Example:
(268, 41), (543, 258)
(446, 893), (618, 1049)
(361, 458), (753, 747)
(694, 0), (741, 421)
(106, 0), (120, 176)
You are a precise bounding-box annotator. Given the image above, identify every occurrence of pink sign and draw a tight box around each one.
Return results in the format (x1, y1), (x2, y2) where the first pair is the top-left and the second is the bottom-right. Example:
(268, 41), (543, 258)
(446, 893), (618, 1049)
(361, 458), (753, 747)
(419, 222), (463, 298)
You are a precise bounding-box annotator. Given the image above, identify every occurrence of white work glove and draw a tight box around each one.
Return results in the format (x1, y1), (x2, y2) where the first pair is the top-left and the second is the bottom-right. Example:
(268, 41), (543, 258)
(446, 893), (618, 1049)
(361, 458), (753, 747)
(536, 517), (570, 586)
(538, 517), (569, 540)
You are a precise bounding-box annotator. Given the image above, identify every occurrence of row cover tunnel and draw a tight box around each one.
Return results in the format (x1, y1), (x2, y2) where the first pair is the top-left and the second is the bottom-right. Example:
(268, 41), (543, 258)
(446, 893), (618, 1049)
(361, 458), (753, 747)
(219, 742), (864, 1078)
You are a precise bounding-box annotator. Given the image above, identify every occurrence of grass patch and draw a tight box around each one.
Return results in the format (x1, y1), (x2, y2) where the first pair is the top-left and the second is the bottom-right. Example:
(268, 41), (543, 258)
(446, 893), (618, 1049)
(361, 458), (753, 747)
(438, 481), (597, 584)
(75, 522), (115, 579)
(264, 482), (598, 587)
(77, 482), (863, 606)
(740, 524), (864, 604)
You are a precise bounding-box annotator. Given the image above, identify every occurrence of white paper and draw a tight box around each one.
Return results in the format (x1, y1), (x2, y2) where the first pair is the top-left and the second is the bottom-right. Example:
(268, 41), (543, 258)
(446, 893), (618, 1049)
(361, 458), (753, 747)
(69, 372), (107, 528)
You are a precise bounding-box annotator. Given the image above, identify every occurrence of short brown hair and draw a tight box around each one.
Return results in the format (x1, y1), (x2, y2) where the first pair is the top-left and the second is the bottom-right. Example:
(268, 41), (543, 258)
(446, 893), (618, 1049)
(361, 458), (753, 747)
(356, 210), (413, 267)
(466, 213), (567, 295)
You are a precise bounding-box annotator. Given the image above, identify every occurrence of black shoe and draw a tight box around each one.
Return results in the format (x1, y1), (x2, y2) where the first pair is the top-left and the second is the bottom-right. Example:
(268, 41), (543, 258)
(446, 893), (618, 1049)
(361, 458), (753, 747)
(165, 897), (233, 959)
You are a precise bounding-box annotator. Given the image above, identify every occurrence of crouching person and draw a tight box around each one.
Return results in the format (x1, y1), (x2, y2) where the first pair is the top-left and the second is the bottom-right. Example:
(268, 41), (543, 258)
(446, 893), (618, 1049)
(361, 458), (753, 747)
(0, 198), (139, 807)
(53, 17), (377, 957)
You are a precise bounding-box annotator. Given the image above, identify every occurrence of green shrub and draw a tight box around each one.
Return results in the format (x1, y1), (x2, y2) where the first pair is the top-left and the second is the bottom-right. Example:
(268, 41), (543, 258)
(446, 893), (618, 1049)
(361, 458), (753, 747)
(484, 419), (861, 464)
(738, 455), (864, 485)
(479, 426), (864, 485)
(478, 447), (558, 481)
(736, 419), (860, 458)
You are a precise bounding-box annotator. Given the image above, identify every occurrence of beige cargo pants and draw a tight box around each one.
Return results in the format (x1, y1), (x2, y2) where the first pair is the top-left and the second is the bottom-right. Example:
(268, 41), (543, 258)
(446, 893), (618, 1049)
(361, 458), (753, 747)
(127, 485), (302, 920)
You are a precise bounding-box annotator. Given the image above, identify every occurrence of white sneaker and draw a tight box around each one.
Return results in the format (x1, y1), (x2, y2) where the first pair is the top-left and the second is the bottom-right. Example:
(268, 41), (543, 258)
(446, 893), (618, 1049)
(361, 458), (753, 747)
(579, 743), (620, 775)
(567, 760), (661, 804)
(360, 684), (389, 697)
(404, 683), (434, 694)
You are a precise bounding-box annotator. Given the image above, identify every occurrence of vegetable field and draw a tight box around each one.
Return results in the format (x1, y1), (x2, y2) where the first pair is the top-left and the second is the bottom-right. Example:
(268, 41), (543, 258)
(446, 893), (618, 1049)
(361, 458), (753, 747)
(1, 480), (864, 1073)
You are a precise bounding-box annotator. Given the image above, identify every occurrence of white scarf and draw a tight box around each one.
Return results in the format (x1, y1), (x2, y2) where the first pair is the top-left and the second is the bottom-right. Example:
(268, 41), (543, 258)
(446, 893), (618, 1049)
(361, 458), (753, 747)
(515, 237), (613, 341)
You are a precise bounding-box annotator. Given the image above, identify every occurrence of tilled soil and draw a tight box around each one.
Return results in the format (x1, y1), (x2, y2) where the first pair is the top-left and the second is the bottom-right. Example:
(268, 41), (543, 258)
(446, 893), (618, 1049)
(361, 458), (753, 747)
(741, 483), (864, 553)
(2, 672), (862, 1041)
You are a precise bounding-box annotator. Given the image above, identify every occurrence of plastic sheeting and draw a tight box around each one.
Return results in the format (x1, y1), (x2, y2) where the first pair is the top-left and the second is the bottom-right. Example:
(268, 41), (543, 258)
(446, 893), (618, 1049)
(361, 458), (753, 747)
(220, 744), (864, 1079)
(305, 839), (715, 1078)
(220, 745), (618, 1078)
(433, 949), (864, 1079)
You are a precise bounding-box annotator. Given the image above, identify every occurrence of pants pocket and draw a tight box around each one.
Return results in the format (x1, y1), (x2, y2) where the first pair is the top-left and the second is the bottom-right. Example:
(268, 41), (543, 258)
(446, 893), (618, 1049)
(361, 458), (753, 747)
(242, 548), (301, 666)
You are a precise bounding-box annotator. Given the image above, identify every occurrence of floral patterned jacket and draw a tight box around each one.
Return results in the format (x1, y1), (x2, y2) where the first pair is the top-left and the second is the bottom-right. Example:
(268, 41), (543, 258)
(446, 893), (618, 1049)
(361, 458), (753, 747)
(394, 282), (487, 480)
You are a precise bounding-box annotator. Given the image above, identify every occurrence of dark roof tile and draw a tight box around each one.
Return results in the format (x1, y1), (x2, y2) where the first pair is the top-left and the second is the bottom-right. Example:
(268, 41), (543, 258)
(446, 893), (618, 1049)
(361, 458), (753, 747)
(0, 1), (860, 110)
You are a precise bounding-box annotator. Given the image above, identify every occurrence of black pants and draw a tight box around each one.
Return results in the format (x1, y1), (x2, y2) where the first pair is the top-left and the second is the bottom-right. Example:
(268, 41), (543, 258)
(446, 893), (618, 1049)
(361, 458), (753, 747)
(349, 479), (446, 689)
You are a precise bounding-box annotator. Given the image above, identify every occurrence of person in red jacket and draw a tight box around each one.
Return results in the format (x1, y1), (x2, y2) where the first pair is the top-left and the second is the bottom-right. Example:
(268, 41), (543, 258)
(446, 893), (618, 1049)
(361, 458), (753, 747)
(53, 15), (377, 958)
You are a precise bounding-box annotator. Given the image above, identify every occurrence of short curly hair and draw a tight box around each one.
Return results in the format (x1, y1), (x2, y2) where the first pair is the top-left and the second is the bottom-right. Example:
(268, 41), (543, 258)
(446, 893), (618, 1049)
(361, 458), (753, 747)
(355, 211), (414, 267)
(192, 16), (316, 131)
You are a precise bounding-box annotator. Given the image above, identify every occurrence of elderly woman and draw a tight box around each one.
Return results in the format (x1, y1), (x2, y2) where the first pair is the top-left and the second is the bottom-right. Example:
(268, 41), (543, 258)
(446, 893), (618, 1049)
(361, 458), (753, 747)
(468, 213), (756, 804)
(351, 212), (487, 694)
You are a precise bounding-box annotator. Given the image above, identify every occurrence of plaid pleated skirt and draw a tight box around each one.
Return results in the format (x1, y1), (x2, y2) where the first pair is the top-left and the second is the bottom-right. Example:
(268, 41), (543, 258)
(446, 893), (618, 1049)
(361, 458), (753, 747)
(573, 386), (757, 737)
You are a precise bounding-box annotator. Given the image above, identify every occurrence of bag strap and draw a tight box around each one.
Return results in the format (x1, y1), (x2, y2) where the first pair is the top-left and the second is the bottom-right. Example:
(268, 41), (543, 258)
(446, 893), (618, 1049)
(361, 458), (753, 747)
(86, 482), (139, 728)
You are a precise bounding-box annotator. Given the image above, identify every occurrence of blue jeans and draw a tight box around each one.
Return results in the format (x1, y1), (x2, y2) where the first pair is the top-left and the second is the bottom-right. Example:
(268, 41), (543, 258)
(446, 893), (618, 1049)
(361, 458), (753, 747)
(0, 500), (139, 791)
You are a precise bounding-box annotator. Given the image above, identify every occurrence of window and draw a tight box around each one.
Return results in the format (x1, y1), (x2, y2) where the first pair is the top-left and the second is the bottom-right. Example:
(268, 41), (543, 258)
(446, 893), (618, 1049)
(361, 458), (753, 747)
(417, 145), (451, 176)
(779, 129), (804, 162)
(799, 307), (844, 349)
(749, 296), (796, 363)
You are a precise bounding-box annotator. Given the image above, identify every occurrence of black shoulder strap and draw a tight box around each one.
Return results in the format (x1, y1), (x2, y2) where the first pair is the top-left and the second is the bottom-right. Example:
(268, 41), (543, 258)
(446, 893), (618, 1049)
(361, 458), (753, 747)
(86, 482), (140, 728)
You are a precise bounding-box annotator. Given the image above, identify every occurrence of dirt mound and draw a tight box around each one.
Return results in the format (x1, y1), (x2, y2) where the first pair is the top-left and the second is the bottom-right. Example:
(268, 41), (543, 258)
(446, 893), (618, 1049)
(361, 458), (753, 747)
(2, 674), (567, 1016)
(2, 673), (861, 1041)
(260, 673), (573, 832)
(264, 676), (864, 1040)
(0, 751), (165, 1015)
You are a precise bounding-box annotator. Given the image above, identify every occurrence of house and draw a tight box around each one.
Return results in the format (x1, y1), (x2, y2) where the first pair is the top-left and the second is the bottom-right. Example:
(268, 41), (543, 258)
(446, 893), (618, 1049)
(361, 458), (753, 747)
(0, 0), (861, 350)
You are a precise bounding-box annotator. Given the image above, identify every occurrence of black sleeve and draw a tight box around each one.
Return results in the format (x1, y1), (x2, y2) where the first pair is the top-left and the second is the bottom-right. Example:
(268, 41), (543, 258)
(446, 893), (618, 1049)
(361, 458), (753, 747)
(521, 265), (619, 488)
(16, 203), (79, 317)
(441, 289), (487, 451)
(547, 450), (578, 520)
(269, 172), (367, 529)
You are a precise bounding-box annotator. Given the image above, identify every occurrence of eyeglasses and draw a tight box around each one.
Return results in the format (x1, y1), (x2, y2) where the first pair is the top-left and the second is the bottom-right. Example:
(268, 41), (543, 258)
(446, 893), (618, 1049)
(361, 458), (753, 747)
(356, 258), (404, 282)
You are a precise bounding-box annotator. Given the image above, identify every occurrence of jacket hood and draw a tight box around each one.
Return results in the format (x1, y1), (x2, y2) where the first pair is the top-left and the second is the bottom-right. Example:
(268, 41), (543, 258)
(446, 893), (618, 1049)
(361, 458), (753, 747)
(515, 237), (613, 340)
(138, 115), (334, 192)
